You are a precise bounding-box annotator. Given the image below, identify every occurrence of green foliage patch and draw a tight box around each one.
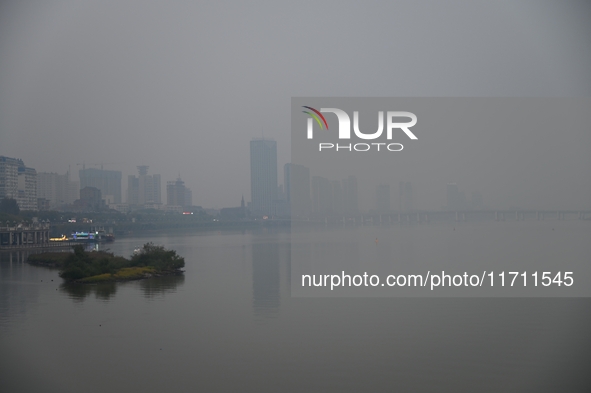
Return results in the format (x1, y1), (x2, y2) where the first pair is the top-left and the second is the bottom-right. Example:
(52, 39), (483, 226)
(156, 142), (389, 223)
(29, 243), (184, 282)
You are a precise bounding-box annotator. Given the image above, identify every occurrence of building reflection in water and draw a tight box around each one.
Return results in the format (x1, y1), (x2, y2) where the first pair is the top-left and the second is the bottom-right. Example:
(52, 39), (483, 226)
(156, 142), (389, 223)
(0, 250), (45, 328)
(251, 241), (281, 318)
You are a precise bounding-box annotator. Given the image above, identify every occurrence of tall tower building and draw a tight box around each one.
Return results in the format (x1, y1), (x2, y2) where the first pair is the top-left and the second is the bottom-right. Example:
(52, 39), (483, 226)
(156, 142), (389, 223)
(284, 163), (311, 218)
(446, 183), (463, 211)
(311, 176), (332, 217)
(127, 166), (161, 206)
(0, 156), (21, 200)
(0, 156), (37, 211)
(166, 176), (191, 208)
(37, 171), (78, 208)
(343, 175), (359, 216)
(79, 168), (122, 204)
(330, 180), (344, 216)
(17, 166), (37, 211)
(376, 184), (391, 212)
(250, 138), (277, 217)
(399, 181), (413, 212)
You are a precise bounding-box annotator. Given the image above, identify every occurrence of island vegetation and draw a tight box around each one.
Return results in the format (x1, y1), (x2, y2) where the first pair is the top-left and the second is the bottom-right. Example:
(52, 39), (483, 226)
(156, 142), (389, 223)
(27, 243), (185, 283)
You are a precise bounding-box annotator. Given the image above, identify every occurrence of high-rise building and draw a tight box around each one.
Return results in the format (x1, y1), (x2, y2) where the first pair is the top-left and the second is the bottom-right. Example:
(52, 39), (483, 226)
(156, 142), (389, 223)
(311, 175), (331, 217)
(399, 181), (413, 212)
(343, 175), (359, 216)
(330, 180), (344, 216)
(77, 186), (103, 211)
(184, 187), (192, 207)
(79, 168), (122, 204)
(68, 180), (80, 205)
(127, 175), (139, 205)
(376, 184), (391, 212)
(37, 171), (78, 208)
(446, 183), (466, 210)
(0, 156), (20, 200)
(471, 191), (483, 210)
(250, 138), (277, 217)
(127, 166), (161, 206)
(0, 156), (37, 211)
(17, 166), (37, 211)
(284, 163), (310, 218)
(166, 176), (191, 208)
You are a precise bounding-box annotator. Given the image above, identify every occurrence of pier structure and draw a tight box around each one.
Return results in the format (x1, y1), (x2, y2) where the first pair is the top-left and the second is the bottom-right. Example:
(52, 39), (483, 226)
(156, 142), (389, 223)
(0, 222), (50, 249)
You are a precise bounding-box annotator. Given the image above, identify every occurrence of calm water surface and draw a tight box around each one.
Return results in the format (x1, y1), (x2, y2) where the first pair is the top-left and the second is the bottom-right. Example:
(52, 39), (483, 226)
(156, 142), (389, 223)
(1, 222), (590, 392)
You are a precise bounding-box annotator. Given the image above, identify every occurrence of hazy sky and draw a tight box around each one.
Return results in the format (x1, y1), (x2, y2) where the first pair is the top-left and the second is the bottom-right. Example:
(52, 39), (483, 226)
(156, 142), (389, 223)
(1, 1), (590, 208)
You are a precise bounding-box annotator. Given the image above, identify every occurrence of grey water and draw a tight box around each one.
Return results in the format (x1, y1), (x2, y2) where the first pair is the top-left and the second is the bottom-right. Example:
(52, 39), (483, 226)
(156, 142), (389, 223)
(1, 222), (591, 392)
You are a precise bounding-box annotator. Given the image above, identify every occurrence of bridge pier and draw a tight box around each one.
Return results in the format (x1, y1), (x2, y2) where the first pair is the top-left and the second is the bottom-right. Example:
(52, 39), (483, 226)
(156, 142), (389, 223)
(1, 223), (50, 249)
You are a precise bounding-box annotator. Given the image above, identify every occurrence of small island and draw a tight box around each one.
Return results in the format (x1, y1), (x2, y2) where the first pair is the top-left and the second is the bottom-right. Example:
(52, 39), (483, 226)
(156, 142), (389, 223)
(28, 243), (185, 283)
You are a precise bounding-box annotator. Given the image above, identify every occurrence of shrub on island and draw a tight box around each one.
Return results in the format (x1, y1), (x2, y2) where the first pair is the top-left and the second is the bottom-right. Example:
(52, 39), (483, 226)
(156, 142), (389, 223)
(28, 243), (185, 282)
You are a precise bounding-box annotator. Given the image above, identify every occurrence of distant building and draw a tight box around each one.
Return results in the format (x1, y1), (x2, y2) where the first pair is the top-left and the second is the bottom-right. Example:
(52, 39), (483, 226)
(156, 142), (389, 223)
(17, 165), (37, 211)
(471, 191), (483, 210)
(284, 163), (311, 219)
(250, 138), (277, 217)
(76, 186), (103, 211)
(127, 176), (139, 205)
(127, 166), (161, 207)
(184, 187), (192, 208)
(330, 180), (344, 216)
(166, 176), (192, 209)
(312, 175), (331, 217)
(79, 168), (122, 204)
(343, 175), (359, 216)
(37, 198), (50, 211)
(108, 203), (129, 213)
(376, 184), (391, 212)
(399, 181), (412, 212)
(0, 156), (37, 211)
(37, 171), (78, 208)
(446, 183), (466, 210)
(220, 196), (247, 220)
(0, 156), (21, 200)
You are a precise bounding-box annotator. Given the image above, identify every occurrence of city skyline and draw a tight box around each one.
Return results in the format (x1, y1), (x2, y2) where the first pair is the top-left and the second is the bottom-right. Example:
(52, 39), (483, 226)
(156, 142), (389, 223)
(1, 145), (589, 214)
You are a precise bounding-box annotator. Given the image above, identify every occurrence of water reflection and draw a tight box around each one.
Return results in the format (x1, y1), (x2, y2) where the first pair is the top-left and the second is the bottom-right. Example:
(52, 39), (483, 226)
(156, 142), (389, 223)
(139, 274), (185, 298)
(0, 251), (41, 329)
(59, 275), (186, 302)
(251, 242), (280, 317)
(0, 250), (28, 264)
(60, 282), (118, 302)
